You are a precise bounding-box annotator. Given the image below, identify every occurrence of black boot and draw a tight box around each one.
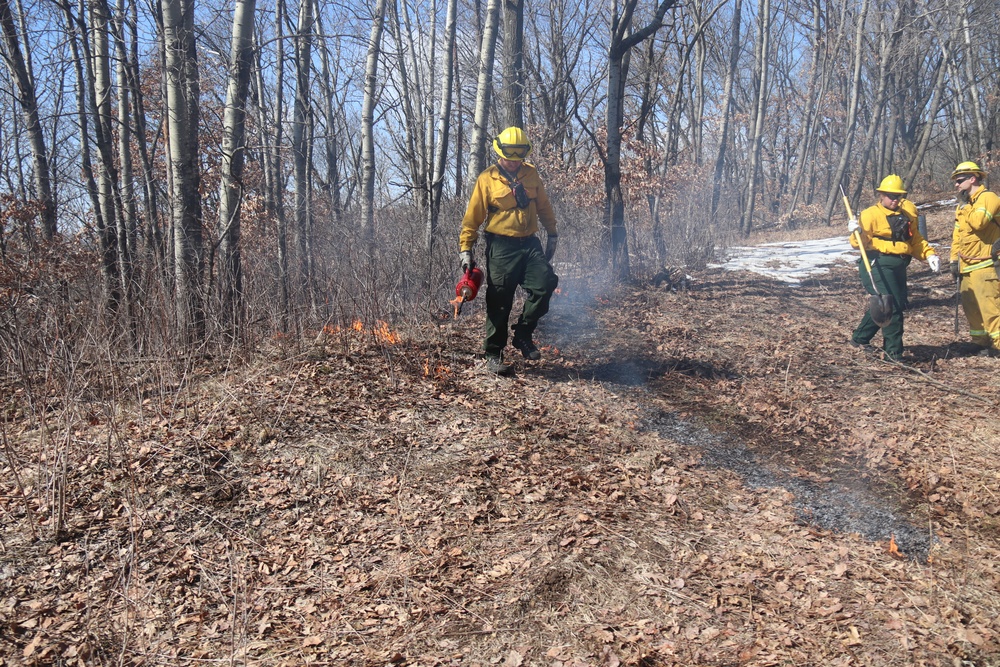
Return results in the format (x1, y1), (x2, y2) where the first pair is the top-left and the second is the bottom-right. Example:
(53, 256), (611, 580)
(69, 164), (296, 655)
(511, 334), (541, 360)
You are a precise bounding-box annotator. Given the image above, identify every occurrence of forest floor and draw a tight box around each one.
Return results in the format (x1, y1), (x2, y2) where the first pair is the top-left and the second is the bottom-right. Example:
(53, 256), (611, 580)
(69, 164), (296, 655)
(3, 207), (1000, 666)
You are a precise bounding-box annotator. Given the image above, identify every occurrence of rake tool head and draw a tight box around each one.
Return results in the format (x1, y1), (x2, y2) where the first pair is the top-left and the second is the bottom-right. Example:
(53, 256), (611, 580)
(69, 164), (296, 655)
(869, 294), (895, 328)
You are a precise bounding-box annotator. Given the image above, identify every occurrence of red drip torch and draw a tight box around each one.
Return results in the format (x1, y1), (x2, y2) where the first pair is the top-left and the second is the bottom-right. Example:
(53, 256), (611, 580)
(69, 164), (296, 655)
(451, 266), (484, 317)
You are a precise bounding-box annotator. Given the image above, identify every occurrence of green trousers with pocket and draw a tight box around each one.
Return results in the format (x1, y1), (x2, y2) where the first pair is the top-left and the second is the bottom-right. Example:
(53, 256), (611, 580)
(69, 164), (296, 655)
(483, 233), (559, 358)
(852, 253), (910, 358)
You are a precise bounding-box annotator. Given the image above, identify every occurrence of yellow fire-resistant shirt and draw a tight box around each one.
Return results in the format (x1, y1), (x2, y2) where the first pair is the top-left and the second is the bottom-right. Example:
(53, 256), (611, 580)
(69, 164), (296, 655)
(950, 185), (1000, 272)
(459, 163), (557, 252)
(850, 198), (935, 260)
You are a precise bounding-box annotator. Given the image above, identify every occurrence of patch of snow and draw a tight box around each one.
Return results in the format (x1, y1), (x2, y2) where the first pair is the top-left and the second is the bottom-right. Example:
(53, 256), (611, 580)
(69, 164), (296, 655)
(918, 198), (956, 209)
(708, 237), (856, 284)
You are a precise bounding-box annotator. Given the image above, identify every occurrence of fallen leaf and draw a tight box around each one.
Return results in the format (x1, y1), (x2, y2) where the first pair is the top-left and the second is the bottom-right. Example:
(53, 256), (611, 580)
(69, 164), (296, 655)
(23, 634), (41, 658)
(505, 649), (524, 666)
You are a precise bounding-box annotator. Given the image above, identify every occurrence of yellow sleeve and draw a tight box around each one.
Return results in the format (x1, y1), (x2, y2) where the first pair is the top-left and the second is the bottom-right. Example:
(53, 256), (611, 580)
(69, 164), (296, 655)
(535, 180), (557, 236)
(460, 172), (491, 251)
(850, 206), (878, 251)
(966, 189), (1000, 232)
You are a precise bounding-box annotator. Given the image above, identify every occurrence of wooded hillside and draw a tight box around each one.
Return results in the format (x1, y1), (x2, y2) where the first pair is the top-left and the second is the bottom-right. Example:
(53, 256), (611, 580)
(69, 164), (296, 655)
(2, 210), (999, 665)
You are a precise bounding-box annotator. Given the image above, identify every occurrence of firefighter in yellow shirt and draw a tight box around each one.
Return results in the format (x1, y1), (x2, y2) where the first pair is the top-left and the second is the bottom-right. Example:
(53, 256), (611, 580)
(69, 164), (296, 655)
(949, 161), (1000, 355)
(459, 127), (559, 375)
(848, 174), (939, 361)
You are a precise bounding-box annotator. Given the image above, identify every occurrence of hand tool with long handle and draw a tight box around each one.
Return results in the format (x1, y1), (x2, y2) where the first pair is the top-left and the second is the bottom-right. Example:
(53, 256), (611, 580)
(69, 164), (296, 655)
(840, 185), (894, 327)
(954, 273), (961, 336)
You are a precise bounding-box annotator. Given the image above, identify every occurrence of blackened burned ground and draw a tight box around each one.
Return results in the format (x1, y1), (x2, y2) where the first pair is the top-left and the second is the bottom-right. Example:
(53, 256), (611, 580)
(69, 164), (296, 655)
(644, 409), (931, 560)
(541, 271), (945, 562)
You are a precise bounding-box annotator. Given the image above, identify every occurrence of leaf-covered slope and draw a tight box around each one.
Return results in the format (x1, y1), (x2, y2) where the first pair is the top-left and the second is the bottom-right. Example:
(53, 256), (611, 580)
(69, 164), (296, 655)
(3, 232), (999, 666)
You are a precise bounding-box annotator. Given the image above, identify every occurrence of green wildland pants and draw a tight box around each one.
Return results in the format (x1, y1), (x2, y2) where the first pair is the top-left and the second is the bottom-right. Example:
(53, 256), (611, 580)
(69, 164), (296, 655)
(852, 252), (911, 358)
(483, 233), (559, 357)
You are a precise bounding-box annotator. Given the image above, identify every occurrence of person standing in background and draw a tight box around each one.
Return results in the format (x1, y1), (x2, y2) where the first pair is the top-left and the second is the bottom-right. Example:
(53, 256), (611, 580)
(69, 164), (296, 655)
(950, 161), (1000, 356)
(848, 174), (940, 361)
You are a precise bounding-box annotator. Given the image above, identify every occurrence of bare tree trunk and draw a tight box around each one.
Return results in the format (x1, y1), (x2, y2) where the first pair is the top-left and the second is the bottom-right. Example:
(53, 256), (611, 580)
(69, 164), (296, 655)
(62, 0), (102, 244)
(786, 0), (830, 217)
(823, 0), (869, 224)
(853, 6), (904, 192)
(904, 52), (948, 185)
(606, 0), (677, 280)
(452, 51), (464, 198)
(114, 0), (137, 265)
(427, 0), (457, 252)
(500, 0), (524, 126)
(388, 1), (426, 212)
(467, 0), (500, 185)
(86, 0), (127, 309)
(0, 0), (56, 239)
(740, 0), (771, 236)
(361, 0), (390, 249)
(217, 0), (256, 337)
(255, 1), (289, 327)
(161, 0), (203, 344)
(291, 0), (314, 307)
(315, 12), (343, 224)
(636, 38), (664, 262)
(88, 0), (131, 324)
(119, 0), (163, 270)
(423, 0), (437, 246)
(960, 12), (986, 155)
(692, 1), (706, 164)
(659, 6), (722, 166)
(710, 0), (742, 216)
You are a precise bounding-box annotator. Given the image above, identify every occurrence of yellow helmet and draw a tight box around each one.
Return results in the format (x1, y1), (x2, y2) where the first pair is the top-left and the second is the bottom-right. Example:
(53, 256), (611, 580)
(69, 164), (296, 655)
(493, 126), (532, 161)
(951, 161), (986, 180)
(876, 174), (907, 195)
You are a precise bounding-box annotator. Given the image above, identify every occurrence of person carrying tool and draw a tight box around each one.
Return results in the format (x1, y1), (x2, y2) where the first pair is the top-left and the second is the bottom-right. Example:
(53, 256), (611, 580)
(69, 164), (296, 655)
(949, 161), (1000, 356)
(847, 174), (940, 361)
(459, 126), (559, 375)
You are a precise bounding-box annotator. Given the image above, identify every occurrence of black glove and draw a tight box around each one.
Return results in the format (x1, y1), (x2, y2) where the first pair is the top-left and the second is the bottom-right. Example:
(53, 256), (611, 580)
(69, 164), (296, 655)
(544, 235), (558, 261)
(950, 261), (960, 278)
(459, 251), (473, 271)
(992, 239), (1000, 260)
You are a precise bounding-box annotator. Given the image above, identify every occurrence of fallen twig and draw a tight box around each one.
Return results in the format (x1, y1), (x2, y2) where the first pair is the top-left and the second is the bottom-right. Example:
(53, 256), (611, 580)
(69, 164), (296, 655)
(880, 356), (996, 405)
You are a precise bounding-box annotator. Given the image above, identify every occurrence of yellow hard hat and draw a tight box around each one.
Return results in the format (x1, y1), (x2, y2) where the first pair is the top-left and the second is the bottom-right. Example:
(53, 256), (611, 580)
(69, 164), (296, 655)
(951, 161), (986, 180)
(493, 126), (532, 161)
(876, 174), (907, 195)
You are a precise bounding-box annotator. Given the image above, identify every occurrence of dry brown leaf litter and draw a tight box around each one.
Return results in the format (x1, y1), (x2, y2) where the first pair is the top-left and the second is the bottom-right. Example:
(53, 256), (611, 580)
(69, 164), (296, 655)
(2, 215), (1000, 666)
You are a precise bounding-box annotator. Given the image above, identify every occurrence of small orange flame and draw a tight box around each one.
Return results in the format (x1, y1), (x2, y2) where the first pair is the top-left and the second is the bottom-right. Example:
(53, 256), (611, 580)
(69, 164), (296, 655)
(322, 320), (401, 345)
(887, 535), (904, 558)
(449, 296), (465, 319)
(421, 356), (451, 378)
(372, 320), (400, 344)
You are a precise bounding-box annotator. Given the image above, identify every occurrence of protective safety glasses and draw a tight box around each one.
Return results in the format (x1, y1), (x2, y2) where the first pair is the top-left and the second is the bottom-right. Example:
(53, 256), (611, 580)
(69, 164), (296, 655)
(954, 175), (973, 184)
(497, 143), (530, 159)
